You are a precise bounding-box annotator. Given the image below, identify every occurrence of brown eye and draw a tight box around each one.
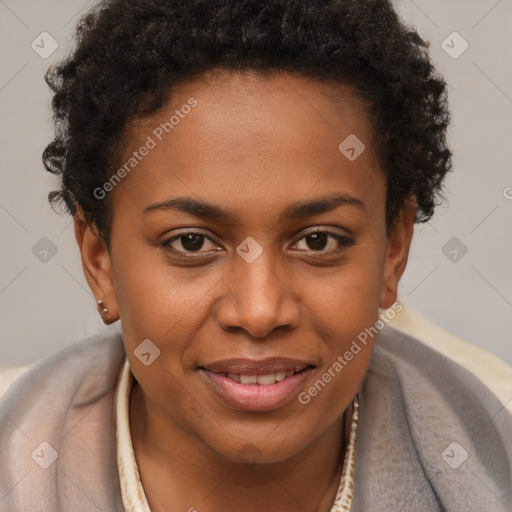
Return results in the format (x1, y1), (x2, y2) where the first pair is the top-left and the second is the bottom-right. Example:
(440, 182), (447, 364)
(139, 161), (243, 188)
(161, 232), (219, 255)
(293, 230), (354, 253)
(305, 232), (329, 251)
(178, 234), (206, 252)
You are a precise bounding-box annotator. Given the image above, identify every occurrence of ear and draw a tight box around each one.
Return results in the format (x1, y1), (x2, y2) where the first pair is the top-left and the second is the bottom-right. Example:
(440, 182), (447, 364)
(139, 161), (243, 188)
(73, 204), (119, 324)
(379, 199), (416, 309)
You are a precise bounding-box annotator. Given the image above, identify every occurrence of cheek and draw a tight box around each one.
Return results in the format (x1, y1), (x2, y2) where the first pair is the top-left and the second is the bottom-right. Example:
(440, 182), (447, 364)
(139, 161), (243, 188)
(298, 280), (377, 424)
(298, 248), (384, 406)
(111, 244), (215, 336)
(299, 342), (373, 408)
(304, 248), (385, 334)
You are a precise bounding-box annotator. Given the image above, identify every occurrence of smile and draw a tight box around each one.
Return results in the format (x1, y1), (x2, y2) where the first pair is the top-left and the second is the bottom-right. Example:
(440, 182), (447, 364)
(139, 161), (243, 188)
(200, 366), (313, 411)
(224, 370), (297, 385)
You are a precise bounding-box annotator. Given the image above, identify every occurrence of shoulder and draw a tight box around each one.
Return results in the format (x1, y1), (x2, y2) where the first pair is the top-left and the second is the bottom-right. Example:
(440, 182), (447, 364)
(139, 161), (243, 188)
(385, 304), (512, 416)
(0, 365), (32, 398)
(0, 329), (126, 404)
(371, 323), (512, 435)
(356, 321), (512, 511)
(0, 329), (126, 510)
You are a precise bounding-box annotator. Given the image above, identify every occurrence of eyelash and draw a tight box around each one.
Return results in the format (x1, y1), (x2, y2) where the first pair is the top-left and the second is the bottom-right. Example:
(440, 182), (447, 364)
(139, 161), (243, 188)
(160, 229), (354, 257)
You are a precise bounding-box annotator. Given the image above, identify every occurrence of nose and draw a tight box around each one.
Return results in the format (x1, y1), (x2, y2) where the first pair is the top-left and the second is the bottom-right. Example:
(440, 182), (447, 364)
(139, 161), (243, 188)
(215, 250), (301, 339)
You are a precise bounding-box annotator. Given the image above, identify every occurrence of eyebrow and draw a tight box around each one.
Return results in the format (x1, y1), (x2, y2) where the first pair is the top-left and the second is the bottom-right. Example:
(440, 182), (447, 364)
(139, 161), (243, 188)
(143, 193), (364, 222)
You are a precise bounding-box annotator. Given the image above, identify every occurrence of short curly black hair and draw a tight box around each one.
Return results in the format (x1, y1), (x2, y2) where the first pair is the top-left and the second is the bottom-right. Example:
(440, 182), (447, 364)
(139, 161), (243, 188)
(43, 0), (452, 249)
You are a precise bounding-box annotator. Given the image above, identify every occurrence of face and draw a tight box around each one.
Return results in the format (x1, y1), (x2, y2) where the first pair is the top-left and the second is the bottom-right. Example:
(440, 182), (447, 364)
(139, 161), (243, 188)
(75, 68), (413, 464)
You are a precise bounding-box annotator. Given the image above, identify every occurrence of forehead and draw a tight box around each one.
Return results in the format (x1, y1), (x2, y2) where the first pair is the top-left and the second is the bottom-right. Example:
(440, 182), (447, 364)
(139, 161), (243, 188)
(144, 68), (374, 151)
(111, 69), (384, 225)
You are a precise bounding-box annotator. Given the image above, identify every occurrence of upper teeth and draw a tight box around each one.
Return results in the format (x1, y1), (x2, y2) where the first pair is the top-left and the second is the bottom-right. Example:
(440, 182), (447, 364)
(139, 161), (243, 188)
(227, 370), (295, 385)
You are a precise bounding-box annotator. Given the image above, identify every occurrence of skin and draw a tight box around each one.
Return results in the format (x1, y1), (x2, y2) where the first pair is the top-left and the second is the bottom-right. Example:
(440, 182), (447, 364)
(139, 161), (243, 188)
(74, 68), (415, 512)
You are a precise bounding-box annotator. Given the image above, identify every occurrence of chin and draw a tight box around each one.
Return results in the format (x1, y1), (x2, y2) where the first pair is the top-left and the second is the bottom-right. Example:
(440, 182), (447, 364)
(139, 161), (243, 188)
(206, 434), (305, 465)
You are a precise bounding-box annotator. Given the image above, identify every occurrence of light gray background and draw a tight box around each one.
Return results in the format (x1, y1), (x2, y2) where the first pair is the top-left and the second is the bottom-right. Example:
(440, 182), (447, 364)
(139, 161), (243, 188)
(1, 0), (511, 368)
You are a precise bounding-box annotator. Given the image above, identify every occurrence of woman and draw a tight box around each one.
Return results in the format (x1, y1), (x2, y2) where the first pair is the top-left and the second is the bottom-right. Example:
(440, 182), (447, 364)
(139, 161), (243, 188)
(0, 0), (511, 510)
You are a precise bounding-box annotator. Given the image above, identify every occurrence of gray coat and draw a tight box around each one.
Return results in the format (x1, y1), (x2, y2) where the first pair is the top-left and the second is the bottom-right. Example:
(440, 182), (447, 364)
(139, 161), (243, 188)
(0, 326), (511, 511)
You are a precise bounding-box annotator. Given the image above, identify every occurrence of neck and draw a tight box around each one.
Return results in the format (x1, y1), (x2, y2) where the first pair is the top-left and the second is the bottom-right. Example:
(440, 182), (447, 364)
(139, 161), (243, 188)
(129, 380), (352, 512)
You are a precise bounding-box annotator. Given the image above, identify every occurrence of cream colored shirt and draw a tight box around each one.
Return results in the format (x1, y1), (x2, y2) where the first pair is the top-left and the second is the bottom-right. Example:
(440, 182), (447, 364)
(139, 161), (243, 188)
(115, 356), (360, 512)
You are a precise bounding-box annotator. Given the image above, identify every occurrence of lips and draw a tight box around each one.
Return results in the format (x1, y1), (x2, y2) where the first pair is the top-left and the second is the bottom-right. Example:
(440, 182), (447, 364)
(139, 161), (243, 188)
(201, 357), (311, 375)
(198, 357), (315, 411)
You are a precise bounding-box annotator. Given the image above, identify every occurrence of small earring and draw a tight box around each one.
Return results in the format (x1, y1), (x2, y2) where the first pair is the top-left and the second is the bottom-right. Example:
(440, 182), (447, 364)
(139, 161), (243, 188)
(97, 300), (109, 315)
